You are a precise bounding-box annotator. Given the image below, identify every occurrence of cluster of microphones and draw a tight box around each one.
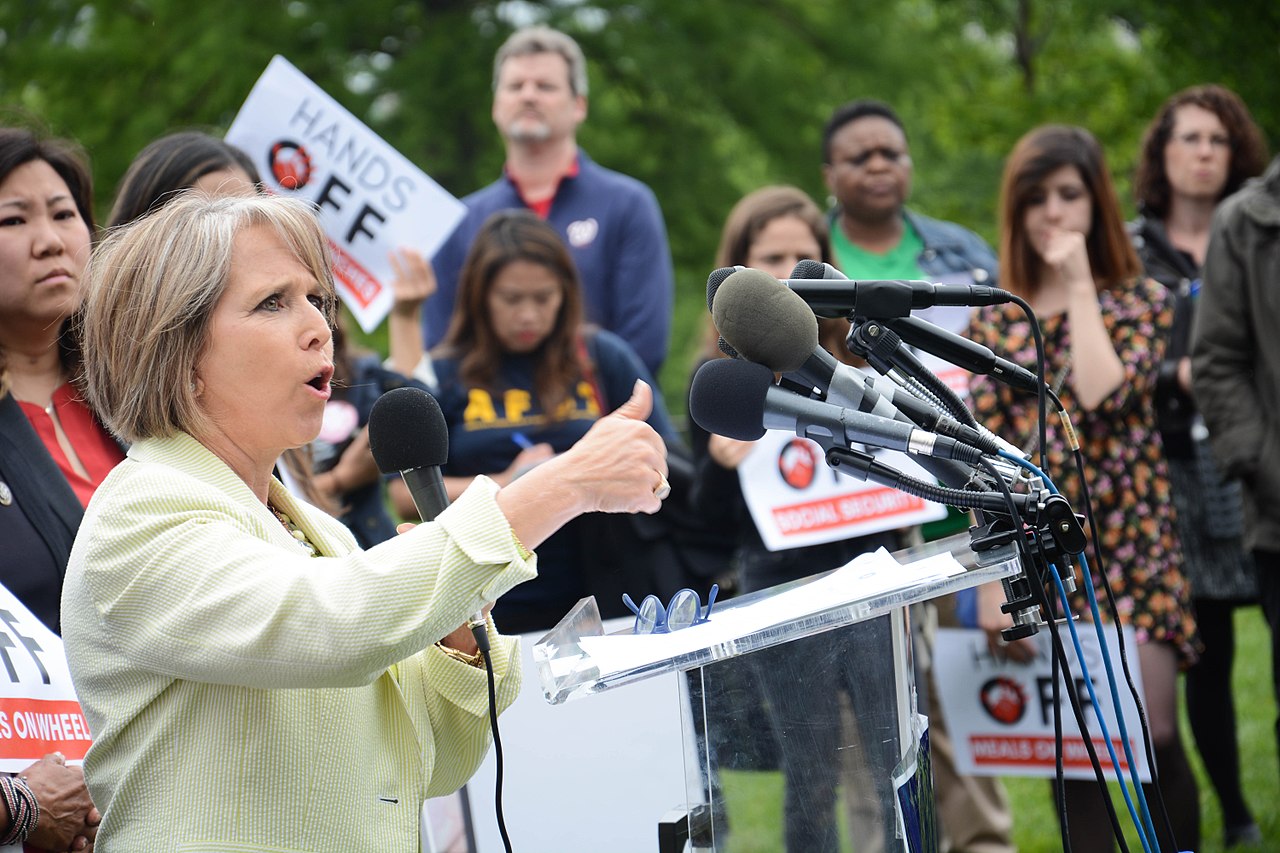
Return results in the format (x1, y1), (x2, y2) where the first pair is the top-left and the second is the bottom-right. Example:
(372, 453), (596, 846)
(364, 260), (1074, 643)
(689, 260), (1049, 520)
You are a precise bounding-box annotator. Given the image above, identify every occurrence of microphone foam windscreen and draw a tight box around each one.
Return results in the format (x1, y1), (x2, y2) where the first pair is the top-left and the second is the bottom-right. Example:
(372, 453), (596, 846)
(706, 266), (740, 312)
(688, 358), (773, 441)
(791, 258), (828, 279)
(368, 387), (450, 473)
(711, 268), (819, 373)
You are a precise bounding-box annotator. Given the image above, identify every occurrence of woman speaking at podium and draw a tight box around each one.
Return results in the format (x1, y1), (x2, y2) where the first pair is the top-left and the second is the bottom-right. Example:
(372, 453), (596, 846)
(61, 192), (668, 851)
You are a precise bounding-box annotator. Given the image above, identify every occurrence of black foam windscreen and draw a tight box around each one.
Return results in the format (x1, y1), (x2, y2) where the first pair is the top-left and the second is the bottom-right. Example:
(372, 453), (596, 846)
(688, 357), (774, 441)
(706, 265), (741, 312)
(791, 258), (827, 279)
(711, 268), (818, 373)
(368, 387), (450, 473)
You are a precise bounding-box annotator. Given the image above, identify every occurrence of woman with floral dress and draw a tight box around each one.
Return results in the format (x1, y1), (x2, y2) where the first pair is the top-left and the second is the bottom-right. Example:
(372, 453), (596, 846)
(967, 125), (1199, 853)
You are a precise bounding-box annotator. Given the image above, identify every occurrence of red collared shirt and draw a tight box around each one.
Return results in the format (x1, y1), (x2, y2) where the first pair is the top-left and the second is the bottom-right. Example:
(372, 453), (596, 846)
(18, 382), (124, 507)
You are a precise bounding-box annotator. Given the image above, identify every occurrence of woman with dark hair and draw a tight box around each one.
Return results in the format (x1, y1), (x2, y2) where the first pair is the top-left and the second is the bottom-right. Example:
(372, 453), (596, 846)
(0, 125), (114, 851)
(968, 125), (1199, 852)
(106, 130), (258, 226)
(403, 209), (680, 633)
(1131, 85), (1268, 848)
(689, 186), (903, 852)
(0, 128), (119, 633)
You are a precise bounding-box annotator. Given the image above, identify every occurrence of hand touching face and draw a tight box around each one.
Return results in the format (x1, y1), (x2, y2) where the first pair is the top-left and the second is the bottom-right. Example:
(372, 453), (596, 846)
(1023, 165), (1094, 288)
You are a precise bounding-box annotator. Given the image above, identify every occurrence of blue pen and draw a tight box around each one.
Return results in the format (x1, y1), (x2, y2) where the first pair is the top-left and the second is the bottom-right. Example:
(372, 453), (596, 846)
(511, 432), (535, 451)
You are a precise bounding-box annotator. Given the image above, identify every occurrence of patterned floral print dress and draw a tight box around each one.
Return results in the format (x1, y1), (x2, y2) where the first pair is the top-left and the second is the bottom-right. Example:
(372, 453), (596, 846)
(967, 276), (1199, 665)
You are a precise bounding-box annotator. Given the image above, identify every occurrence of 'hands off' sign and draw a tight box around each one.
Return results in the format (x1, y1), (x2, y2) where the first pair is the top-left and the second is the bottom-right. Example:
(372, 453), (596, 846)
(228, 56), (465, 333)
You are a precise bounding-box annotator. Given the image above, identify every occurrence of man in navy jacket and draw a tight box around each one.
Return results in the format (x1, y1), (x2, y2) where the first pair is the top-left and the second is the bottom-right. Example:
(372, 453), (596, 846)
(426, 26), (674, 377)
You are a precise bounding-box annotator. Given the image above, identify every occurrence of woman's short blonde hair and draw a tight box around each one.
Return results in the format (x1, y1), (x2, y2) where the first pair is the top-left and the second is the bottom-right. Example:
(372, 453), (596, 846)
(78, 192), (336, 443)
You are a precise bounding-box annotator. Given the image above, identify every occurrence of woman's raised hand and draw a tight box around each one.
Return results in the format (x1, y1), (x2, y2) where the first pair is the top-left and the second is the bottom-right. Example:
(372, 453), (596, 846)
(1041, 227), (1094, 294)
(388, 248), (436, 314)
(560, 380), (668, 515)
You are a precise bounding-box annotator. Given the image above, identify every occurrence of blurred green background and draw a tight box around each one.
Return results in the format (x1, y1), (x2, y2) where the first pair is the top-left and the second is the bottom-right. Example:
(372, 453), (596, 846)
(5, 8), (1276, 845)
(3, 0), (1276, 418)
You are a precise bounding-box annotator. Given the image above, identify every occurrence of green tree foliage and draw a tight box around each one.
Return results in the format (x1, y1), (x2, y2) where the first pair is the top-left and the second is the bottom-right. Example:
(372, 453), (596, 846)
(1, 0), (1271, 406)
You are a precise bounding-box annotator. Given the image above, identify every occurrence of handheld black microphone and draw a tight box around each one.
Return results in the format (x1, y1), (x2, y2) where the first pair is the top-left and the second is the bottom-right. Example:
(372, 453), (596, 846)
(688, 358), (985, 463)
(710, 267), (999, 454)
(368, 387), (490, 655)
(882, 315), (1042, 396)
(757, 262), (1014, 318)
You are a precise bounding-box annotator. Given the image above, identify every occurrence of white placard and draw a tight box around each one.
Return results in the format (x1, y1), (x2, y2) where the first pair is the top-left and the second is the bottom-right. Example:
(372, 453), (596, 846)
(933, 626), (1151, 781)
(227, 56), (466, 333)
(0, 585), (91, 773)
(738, 434), (948, 551)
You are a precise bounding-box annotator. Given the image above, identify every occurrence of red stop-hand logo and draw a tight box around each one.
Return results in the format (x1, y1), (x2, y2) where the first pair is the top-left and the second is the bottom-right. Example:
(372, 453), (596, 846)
(980, 676), (1028, 725)
(777, 439), (818, 490)
(268, 140), (313, 190)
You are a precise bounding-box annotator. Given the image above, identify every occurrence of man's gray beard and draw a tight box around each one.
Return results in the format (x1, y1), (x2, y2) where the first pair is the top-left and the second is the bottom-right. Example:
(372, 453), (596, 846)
(505, 121), (552, 143)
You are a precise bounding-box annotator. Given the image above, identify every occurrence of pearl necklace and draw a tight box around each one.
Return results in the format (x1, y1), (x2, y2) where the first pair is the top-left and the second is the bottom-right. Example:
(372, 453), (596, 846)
(269, 505), (318, 557)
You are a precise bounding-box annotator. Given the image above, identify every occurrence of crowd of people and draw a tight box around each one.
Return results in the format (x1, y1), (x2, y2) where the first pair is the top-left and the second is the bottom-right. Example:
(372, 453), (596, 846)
(0, 19), (1276, 853)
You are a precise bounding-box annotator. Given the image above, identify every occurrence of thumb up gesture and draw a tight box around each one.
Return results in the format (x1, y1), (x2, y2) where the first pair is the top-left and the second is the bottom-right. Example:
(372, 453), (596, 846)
(564, 380), (669, 513)
(494, 381), (670, 551)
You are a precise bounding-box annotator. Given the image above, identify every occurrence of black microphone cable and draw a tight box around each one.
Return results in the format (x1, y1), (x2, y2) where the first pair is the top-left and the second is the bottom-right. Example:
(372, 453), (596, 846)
(476, 636), (514, 853)
(1068, 441), (1179, 851)
(1008, 444), (1169, 851)
(368, 388), (514, 852)
(1017, 322), (1172, 851)
(974, 456), (1131, 853)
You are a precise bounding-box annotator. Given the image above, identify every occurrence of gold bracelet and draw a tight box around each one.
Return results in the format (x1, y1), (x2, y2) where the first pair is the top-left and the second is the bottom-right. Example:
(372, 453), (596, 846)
(435, 642), (485, 668)
(511, 531), (534, 562)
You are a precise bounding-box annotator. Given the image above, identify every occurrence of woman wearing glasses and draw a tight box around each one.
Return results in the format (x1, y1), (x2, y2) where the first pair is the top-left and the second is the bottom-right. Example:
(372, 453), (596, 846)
(1130, 85), (1268, 848)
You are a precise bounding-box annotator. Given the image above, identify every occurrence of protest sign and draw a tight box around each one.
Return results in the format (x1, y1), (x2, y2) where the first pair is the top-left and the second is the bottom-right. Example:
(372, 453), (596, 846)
(738, 435), (947, 551)
(228, 56), (465, 332)
(933, 625), (1151, 781)
(0, 586), (90, 773)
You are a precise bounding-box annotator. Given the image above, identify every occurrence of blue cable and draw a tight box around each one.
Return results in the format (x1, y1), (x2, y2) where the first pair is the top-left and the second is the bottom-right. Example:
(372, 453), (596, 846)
(998, 450), (1161, 852)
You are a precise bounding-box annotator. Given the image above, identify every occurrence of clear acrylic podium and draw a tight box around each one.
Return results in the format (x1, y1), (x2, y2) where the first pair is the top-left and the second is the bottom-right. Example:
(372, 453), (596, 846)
(533, 534), (1021, 853)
